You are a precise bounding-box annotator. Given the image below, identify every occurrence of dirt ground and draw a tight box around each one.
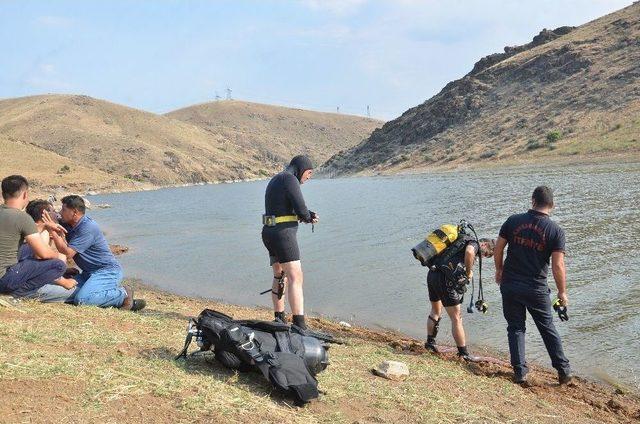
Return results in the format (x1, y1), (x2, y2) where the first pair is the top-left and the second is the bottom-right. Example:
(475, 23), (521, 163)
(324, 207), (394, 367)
(1, 283), (638, 423)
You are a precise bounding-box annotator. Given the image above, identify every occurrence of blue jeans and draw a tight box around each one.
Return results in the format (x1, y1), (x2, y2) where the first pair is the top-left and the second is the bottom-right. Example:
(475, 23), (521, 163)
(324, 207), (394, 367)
(500, 280), (571, 377)
(22, 283), (77, 303)
(73, 267), (126, 308)
(0, 259), (66, 297)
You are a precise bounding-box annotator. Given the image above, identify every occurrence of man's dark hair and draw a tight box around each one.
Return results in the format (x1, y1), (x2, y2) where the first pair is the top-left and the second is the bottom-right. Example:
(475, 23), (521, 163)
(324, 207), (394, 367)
(1, 175), (29, 200)
(61, 195), (86, 214)
(532, 186), (554, 208)
(25, 200), (52, 223)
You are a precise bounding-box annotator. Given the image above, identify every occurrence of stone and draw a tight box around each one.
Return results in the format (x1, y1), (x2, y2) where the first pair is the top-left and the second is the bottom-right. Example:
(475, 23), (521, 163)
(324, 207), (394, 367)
(338, 321), (352, 328)
(372, 360), (409, 381)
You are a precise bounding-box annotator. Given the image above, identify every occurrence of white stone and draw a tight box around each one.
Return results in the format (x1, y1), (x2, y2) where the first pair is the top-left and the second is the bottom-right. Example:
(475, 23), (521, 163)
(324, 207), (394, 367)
(373, 360), (409, 381)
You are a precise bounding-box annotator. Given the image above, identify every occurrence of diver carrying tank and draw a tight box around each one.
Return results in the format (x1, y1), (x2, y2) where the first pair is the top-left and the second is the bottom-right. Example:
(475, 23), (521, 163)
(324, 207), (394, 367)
(412, 224), (461, 267)
(176, 309), (338, 405)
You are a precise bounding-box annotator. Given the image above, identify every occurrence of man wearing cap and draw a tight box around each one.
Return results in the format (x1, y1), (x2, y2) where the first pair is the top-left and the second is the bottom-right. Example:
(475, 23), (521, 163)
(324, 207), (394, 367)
(261, 155), (319, 329)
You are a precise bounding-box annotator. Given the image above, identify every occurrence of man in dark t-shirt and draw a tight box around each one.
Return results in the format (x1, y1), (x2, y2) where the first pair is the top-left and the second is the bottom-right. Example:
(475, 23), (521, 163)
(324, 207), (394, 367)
(494, 186), (572, 385)
(0, 175), (67, 297)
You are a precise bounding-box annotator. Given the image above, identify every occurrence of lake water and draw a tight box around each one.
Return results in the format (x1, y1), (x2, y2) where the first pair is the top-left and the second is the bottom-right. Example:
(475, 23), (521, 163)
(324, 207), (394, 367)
(89, 162), (640, 389)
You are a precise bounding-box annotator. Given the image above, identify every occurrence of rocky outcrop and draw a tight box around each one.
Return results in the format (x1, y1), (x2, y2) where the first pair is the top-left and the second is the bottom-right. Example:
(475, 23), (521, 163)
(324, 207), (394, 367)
(322, 3), (640, 175)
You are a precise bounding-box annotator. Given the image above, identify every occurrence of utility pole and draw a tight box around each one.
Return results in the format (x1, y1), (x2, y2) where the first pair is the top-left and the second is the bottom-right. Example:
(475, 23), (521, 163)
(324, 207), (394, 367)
(366, 105), (370, 117)
(226, 88), (232, 100)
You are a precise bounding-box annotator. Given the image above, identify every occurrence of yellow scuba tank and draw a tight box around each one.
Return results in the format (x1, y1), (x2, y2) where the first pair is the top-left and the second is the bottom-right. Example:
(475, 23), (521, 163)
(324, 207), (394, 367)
(411, 224), (459, 267)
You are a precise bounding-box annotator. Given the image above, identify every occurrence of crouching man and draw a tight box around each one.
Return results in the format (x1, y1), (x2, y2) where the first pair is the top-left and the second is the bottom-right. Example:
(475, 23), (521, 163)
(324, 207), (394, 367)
(44, 195), (146, 311)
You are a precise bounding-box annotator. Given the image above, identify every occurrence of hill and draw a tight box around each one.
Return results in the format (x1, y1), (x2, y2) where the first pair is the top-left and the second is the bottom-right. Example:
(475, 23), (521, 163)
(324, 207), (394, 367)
(166, 99), (382, 166)
(0, 95), (380, 195)
(322, 2), (640, 176)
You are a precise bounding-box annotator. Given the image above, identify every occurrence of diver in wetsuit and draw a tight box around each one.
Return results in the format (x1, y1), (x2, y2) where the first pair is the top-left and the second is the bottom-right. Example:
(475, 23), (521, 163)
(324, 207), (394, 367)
(262, 155), (319, 329)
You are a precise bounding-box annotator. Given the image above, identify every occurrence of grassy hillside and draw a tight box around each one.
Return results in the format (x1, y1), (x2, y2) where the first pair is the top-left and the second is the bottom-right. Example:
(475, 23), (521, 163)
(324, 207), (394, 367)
(323, 3), (640, 176)
(166, 100), (382, 166)
(0, 95), (380, 195)
(1, 283), (638, 423)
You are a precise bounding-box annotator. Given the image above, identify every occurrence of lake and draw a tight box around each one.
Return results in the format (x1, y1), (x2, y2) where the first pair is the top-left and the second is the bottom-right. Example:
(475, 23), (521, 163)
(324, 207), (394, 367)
(89, 162), (640, 390)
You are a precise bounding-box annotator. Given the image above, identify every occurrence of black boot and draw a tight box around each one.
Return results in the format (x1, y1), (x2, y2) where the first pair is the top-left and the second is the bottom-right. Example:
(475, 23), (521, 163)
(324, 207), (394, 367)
(425, 336), (438, 353)
(292, 314), (307, 330)
(274, 311), (286, 323)
(457, 346), (472, 361)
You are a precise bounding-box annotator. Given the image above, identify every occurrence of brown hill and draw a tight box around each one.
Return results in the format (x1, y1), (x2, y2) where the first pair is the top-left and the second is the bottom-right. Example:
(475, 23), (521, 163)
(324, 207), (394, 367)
(0, 95), (380, 194)
(322, 3), (640, 176)
(166, 99), (382, 166)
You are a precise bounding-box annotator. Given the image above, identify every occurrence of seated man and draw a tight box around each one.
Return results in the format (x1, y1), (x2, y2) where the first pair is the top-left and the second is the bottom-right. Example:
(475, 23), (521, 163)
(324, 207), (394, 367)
(18, 199), (78, 303)
(45, 195), (146, 311)
(425, 236), (495, 360)
(0, 176), (67, 298)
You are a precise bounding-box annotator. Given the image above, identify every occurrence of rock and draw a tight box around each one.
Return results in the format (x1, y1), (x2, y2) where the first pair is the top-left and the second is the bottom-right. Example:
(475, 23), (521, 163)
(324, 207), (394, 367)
(372, 360), (409, 381)
(338, 321), (352, 328)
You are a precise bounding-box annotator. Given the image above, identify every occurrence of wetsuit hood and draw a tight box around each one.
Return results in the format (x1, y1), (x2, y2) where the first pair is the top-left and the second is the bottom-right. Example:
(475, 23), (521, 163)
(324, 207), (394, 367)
(286, 155), (314, 182)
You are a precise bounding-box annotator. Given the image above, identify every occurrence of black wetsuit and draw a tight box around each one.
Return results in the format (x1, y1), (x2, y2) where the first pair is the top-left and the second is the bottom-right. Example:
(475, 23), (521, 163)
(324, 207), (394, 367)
(261, 168), (312, 265)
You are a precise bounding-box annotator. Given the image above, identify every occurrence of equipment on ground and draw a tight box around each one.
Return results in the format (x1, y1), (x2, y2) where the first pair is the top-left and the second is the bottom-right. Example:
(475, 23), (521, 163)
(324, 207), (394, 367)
(553, 298), (569, 321)
(176, 309), (338, 405)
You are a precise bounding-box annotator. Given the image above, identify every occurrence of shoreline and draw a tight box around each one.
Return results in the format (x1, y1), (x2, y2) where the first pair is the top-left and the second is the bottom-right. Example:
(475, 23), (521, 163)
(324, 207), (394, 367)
(30, 154), (640, 200)
(134, 278), (638, 395)
(1, 279), (639, 423)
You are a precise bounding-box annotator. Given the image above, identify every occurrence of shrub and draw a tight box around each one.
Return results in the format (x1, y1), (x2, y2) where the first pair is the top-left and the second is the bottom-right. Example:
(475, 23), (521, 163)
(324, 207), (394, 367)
(546, 131), (562, 143)
(58, 165), (71, 174)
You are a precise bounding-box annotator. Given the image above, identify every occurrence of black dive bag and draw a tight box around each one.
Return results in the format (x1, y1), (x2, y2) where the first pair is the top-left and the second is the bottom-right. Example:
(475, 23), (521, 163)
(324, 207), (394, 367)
(177, 309), (334, 404)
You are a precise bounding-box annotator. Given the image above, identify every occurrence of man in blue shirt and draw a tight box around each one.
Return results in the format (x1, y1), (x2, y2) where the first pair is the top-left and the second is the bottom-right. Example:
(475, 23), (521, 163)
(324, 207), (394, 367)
(494, 186), (572, 385)
(45, 195), (145, 311)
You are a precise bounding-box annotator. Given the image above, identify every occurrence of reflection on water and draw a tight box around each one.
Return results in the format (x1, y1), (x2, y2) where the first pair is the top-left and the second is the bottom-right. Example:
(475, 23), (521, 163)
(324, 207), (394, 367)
(90, 162), (640, 389)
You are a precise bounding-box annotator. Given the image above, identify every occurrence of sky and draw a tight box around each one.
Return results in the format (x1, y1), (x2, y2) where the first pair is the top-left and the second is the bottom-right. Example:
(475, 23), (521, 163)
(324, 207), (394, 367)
(0, 0), (634, 120)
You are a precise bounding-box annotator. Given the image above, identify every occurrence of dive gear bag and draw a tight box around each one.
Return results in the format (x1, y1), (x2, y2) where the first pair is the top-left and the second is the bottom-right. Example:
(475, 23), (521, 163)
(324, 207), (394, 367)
(176, 309), (337, 404)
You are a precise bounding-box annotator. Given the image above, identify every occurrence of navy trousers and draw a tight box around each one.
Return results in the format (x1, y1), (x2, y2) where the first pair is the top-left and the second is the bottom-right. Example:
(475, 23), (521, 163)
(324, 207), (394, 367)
(500, 279), (571, 377)
(0, 258), (66, 297)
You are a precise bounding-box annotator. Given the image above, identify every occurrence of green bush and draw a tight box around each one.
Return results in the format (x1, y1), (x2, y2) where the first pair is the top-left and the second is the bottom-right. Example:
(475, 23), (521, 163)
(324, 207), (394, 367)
(546, 131), (562, 143)
(58, 165), (71, 174)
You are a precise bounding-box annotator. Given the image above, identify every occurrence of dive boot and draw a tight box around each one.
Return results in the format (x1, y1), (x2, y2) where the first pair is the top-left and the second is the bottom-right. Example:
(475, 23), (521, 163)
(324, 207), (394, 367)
(424, 336), (438, 353)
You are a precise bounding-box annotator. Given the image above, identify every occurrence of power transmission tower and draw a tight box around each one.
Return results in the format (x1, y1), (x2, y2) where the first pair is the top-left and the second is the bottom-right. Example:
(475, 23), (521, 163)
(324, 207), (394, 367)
(336, 106), (340, 113)
(226, 88), (232, 100)
(366, 105), (370, 117)
(215, 91), (221, 101)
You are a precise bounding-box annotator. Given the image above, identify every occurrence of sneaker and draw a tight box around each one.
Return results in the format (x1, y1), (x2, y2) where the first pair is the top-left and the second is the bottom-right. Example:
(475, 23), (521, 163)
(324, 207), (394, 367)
(558, 372), (574, 385)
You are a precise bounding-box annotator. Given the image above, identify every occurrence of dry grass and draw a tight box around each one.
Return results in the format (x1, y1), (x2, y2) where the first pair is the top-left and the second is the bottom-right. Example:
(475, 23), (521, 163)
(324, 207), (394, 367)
(1, 282), (638, 423)
(0, 95), (380, 195)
